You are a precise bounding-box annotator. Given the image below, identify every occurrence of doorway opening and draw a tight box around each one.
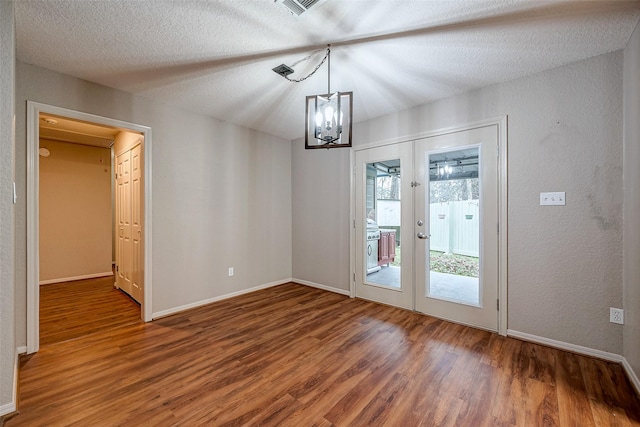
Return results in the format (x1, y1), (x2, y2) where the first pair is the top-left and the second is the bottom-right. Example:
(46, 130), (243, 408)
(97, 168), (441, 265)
(352, 119), (508, 334)
(27, 101), (153, 354)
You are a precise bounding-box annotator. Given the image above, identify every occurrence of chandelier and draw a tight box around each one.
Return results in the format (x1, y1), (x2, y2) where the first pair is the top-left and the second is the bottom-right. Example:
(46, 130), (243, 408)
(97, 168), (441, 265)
(273, 45), (353, 149)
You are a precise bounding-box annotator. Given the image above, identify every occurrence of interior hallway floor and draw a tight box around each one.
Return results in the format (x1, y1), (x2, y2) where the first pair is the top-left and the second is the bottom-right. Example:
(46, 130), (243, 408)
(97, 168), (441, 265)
(39, 273), (141, 346)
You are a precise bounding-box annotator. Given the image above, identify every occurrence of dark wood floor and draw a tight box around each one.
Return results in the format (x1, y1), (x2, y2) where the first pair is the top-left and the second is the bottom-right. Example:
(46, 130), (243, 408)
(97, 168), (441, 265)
(39, 274), (140, 346)
(6, 281), (640, 426)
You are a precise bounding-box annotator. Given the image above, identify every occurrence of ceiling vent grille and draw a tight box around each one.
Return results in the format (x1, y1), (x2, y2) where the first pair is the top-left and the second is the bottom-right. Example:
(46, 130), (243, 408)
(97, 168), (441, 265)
(276, 0), (323, 16)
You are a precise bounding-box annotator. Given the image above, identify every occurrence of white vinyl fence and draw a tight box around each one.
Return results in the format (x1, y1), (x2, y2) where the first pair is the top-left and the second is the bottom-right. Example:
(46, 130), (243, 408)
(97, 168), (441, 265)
(429, 200), (479, 257)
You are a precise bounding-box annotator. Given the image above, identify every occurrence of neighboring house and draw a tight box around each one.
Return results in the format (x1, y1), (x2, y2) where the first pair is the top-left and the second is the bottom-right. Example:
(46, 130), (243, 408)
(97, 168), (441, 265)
(1, 2), (639, 415)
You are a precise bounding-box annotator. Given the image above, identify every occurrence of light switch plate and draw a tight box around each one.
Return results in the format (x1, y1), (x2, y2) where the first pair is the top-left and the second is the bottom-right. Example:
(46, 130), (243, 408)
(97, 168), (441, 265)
(540, 192), (565, 206)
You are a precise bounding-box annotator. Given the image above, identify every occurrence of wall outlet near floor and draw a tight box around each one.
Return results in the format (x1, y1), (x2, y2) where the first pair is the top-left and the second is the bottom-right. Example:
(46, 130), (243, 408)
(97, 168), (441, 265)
(610, 307), (624, 324)
(228, 267), (234, 277)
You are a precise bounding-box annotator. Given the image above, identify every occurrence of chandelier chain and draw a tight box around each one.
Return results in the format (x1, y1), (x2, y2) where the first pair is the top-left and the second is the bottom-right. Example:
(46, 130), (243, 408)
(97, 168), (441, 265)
(284, 46), (330, 83)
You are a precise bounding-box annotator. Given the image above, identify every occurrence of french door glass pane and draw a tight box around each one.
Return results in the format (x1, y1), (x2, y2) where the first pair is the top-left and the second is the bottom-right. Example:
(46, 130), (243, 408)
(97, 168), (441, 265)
(427, 147), (480, 306)
(365, 159), (401, 289)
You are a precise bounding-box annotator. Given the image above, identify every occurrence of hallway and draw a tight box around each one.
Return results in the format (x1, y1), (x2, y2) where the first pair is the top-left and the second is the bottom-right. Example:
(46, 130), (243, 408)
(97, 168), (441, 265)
(39, 275), (140, 346)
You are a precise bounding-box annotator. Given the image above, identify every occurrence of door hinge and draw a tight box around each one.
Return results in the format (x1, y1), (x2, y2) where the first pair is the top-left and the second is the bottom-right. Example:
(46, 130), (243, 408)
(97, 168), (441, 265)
(353, 219), (356, 229)
(116, 265), (119, 272)
(353, 273), (356, 282)
(497, 223), (499, 234)
(496, 145), (500, 157)
(497, 299), (499, 310)
(410, 181), (421, 188)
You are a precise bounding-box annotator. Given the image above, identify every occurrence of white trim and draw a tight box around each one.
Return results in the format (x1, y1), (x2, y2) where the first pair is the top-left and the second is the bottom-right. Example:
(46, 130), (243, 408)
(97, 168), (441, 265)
(507, 329), (623, 363)
(622, 357), (640, 396)
(0, 351), (19, 417)
(143, 127), (153, 323)
(497, 116), (508, 336)
(17, 346), (27, 355)
(39, 271), (113, 285)
(26, 103), (38, 354)
(350, 116), (508, 334)
(349, 147), (356, 298)
(508, 329), (640, 396)
(26, 101), (153, 354)
(293, 278), (351, 296)
(151, 279), (291, 320)
(352, 117), (509, 152)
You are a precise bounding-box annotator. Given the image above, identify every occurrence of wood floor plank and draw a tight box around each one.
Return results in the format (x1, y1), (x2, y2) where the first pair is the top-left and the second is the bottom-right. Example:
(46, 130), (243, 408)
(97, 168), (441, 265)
(556, 350), (598, 426)
(39, 274), (140, 346)
(5, 281), (640, 426)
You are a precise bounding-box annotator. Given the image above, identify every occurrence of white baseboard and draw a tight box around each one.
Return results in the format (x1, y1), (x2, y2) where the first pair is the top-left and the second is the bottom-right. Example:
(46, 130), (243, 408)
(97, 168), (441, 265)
(622, 357), (640, 396)
(507, 329), (640, 397)
(16, 346), (26, 355)
(151, 278), (292, 320)
(292, 278), (350, 296)
(0, 351), (19, 416)
(39, 271), (114, 285)
(507, 329), (623, 363)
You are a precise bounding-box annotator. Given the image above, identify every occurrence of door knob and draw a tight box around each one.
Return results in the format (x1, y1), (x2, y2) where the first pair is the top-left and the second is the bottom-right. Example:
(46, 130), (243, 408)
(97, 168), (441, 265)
(417, 232), (430, 239)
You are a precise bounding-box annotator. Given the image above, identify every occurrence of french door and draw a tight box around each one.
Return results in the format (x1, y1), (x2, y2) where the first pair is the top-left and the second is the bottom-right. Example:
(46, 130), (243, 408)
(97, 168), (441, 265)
(354, 125), (500, 331)
(354, 142), (414, 309)
(414, 125), (499, 331)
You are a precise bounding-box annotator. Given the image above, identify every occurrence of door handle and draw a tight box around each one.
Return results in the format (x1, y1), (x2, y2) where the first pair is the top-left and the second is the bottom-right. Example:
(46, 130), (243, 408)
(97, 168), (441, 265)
(417, 232), (430, 239)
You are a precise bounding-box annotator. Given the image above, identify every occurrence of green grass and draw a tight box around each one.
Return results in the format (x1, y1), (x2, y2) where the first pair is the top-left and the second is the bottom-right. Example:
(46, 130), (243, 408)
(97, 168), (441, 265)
(429, 251), (478, 277)
(392, 246), (478, 278)
(391, 243), (401, 267)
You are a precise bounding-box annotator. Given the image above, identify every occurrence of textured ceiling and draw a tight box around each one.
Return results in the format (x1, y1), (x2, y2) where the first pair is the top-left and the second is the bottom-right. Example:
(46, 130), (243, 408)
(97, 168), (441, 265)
(14, 0), (640, 141)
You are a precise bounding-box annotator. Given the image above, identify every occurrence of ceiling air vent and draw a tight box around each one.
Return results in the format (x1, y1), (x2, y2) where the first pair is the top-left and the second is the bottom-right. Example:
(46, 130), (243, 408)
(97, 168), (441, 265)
(276, 0), (323, 16)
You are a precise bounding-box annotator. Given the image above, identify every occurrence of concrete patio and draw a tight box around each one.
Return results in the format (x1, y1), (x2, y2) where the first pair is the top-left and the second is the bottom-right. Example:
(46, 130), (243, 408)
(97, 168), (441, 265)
(366, 266), (479, 306)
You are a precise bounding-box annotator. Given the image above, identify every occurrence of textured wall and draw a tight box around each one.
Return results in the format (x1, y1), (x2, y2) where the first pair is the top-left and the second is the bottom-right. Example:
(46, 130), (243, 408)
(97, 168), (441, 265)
(39, 140), (112, 281)
(0, 0), (15, 414)
(291, 146), (351, 290)
(623, 20), (640, 383)
(15, 62), (292, 346)
(292, 51), (624, 353)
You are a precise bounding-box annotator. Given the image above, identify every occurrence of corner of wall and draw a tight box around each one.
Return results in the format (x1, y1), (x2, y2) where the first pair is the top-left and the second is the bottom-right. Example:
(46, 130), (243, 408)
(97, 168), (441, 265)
(623, 18), (640, 392)
(0, 0), (16, 414)
(0, 351), (19, 417)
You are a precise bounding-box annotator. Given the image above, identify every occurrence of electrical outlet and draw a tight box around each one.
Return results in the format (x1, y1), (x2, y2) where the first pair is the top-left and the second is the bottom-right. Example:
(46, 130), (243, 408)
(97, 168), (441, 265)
(610, 307), (624, 324)
(540, 192), (566, 206)
(228, 267), (234, 277)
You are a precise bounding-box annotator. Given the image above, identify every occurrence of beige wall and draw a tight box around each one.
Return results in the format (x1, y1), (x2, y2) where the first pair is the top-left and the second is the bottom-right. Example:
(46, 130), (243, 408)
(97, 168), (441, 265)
(15, 61), (293, 347)
(623, 20), (640, 385)
(0, 0), (15, 414)
(39, 139), (112, 282)
(293, 51), (624, 354)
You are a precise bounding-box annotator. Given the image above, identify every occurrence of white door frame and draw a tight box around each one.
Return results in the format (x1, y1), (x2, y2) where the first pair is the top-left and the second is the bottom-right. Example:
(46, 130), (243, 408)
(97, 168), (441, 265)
(350, 116), (508, 335)
(26, 101), (153, 353)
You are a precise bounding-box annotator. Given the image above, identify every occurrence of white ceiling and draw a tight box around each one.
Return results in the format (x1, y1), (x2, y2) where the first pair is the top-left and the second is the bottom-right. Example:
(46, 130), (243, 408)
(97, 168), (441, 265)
(14, 0), (640, 141)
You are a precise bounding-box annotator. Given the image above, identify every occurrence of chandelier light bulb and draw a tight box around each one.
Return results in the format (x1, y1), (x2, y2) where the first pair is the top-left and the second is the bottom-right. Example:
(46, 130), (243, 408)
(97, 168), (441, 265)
(324, 105), (334, 127)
